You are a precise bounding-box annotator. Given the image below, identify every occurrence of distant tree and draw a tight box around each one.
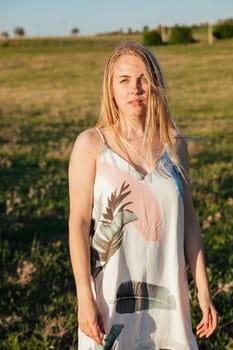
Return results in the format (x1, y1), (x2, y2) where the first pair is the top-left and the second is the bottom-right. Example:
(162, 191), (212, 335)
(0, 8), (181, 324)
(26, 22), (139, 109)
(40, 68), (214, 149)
(128, 27), (133, 34)
(216, 18), (233, 25)
(142, 25), (149, 33)
(143, 30), (162, 46)
(1, 31), (9, 38)
(71, 27), (80, 36)
(213, 19), (233, 39)
(169, 25), (194, 44)
(13, 27), (25, 37)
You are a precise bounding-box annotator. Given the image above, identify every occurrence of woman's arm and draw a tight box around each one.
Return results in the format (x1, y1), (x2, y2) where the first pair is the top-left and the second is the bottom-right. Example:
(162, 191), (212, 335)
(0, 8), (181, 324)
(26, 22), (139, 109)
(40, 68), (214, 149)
(68, 128), (105, 345)
(177, 137), (217, 338)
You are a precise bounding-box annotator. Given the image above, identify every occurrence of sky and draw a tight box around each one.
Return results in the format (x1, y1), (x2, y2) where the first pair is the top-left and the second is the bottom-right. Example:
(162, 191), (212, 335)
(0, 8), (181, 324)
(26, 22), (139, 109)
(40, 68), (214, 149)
(0, 0), (232, 37)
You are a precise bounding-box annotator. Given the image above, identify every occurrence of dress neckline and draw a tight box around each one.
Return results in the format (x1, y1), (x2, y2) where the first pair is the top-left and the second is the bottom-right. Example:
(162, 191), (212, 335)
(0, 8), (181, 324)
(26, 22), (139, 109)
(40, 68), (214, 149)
(101, 143), (168, 180)
(95, 127), (168, 180)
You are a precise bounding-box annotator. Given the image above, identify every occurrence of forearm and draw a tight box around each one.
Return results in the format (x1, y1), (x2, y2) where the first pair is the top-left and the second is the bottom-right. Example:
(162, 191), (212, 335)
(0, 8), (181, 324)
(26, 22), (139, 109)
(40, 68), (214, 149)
(179, 137), (217, 336)
(69, 219), (93, 299)
(184, 217), (210, 296)
(69, 219), (105, 344)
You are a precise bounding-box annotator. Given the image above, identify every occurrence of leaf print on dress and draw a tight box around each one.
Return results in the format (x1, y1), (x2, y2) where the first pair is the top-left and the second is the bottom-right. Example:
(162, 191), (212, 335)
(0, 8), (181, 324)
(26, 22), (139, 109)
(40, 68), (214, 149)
(94, 324), (124, 350)
(104, 324), (124, 350)
(97, 162), (162, 241)
(116, 280), (176, 314)
(91, 181), (138, 278)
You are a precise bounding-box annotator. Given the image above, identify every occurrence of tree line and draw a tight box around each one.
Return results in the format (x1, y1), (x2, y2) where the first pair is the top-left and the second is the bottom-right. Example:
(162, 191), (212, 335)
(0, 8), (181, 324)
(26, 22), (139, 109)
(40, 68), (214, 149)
(142, 18), (233, 45)
(1, 18), (233, 44)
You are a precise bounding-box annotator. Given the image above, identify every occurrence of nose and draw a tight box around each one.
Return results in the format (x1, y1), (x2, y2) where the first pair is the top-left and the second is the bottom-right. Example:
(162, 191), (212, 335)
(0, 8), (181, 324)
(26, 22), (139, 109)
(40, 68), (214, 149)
(130, 79), (144, 95)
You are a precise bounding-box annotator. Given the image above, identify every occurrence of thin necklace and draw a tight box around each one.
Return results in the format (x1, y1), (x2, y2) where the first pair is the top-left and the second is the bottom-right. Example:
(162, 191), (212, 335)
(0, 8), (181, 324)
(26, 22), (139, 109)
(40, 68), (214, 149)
(124, 138), (162, 165)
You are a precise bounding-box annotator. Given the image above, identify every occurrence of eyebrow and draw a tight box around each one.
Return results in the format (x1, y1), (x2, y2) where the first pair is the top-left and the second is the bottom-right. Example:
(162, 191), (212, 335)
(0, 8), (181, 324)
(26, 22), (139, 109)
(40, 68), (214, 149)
(118, 73), (145, 78)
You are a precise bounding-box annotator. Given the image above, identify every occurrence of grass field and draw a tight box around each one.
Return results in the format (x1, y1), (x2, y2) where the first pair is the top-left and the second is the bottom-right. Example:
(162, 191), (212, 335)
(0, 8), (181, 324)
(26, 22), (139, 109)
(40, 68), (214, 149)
(0, 34), (233, 349)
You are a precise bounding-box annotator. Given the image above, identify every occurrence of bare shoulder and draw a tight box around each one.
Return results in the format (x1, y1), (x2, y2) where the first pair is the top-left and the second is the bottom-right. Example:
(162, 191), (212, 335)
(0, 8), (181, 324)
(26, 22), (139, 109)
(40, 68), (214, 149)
(72, 127), (102, 149)
(70, 127), (104, 161)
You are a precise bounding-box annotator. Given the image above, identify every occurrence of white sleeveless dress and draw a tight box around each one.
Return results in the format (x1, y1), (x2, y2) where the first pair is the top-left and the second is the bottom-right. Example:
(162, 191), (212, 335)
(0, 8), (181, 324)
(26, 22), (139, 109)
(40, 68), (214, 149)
(78, 129), (199, 350)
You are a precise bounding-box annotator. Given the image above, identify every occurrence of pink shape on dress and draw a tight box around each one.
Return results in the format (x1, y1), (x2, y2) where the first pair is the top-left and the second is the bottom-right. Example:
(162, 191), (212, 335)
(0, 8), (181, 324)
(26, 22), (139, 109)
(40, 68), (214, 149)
(97, 162), (162, 241)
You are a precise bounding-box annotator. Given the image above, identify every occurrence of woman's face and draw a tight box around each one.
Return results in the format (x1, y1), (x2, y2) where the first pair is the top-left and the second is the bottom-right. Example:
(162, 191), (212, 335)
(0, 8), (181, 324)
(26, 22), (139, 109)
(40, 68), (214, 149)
(112, 54), (149, 121)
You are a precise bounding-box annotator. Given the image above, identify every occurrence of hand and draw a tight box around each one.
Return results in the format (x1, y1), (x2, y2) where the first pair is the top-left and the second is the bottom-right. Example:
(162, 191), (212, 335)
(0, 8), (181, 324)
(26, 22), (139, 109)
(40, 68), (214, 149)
(196, 293), (217, 338)
(77, 294), (106, 345)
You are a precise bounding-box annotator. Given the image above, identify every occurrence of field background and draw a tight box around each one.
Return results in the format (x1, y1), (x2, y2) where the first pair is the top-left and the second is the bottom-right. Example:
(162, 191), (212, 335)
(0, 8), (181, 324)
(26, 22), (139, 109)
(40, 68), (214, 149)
(0, 31), (233, 349)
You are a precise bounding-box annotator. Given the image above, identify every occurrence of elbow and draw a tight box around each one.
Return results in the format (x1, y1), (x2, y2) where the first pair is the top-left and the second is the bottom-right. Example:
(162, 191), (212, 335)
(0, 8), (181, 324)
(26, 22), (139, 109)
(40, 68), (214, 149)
(68, 215), (91, 237)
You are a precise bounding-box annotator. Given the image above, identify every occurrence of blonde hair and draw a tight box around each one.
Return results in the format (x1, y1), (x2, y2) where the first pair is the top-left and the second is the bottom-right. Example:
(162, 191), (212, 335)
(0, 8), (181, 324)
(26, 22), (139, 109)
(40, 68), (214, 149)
(97, 41), (183, 175)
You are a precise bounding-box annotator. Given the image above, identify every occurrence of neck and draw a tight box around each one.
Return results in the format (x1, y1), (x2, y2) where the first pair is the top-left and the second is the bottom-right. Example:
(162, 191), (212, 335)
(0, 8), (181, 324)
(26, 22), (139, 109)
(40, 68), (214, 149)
(119, 116), (145, 139)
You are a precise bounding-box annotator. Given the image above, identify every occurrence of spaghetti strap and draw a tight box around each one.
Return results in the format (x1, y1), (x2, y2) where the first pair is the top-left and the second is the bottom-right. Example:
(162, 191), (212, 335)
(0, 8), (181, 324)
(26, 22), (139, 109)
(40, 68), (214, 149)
(95, 127), (106, 144)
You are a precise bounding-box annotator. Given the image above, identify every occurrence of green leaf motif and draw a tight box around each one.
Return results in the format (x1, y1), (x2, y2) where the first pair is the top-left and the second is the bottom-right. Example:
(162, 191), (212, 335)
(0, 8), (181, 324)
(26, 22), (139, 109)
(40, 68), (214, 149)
(91, 181), (138, 277)
(104, 324), (124, 350)
(92, 209), (137, 262)
(116, 280), (176, 314)
(94, 324), (124, 350)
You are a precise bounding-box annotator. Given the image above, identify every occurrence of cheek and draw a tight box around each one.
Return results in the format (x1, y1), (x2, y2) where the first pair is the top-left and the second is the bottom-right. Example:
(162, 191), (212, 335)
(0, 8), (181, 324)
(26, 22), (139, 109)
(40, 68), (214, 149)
(112, 88), (120, 109)
(112, 87), (123, 105)
(111, 84), (118, 106)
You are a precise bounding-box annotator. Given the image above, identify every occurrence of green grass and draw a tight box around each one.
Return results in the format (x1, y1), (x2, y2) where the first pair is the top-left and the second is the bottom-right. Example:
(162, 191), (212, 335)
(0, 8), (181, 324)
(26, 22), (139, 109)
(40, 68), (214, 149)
(0, 36), (232, 349)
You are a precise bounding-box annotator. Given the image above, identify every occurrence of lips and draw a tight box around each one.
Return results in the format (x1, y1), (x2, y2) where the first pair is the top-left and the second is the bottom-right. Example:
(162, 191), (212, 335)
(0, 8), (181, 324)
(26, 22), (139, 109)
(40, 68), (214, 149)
(129, 99), (144, 106)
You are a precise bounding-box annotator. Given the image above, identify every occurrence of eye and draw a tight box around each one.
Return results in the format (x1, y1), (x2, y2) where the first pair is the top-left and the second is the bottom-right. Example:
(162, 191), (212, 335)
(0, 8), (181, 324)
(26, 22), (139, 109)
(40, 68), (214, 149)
(120, 78), (129, 83)
(141, 76), (148, 84)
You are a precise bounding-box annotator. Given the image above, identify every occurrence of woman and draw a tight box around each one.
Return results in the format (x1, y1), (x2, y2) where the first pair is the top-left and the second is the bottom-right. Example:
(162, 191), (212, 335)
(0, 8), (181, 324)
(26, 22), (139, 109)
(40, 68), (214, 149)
(68, 41), (217, 349)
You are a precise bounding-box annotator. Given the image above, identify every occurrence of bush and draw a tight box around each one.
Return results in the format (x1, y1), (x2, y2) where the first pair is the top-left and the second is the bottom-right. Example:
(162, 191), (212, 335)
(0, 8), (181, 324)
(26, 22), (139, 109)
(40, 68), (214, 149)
(169, 25), (194, 44)
(71, 27), (80, 36)
(1, 31), (9, 38)
(213, 21), (233, 39)
(13, 27), (25, 37)
(143, 30), (162, 46)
